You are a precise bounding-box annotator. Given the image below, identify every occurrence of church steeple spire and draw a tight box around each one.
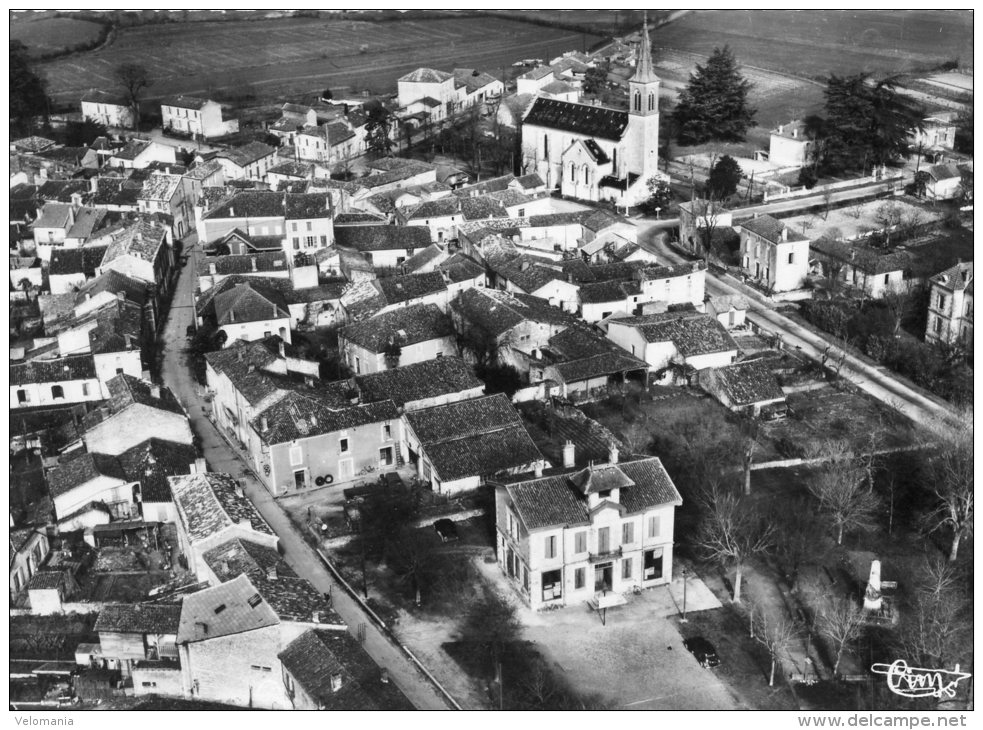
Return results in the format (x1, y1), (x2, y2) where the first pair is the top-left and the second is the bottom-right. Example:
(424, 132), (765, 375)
(632, 11), (659, 84)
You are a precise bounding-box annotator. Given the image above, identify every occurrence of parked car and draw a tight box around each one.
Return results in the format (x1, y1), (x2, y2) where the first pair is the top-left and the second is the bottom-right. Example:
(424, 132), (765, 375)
(683, 637), (720, 668)
(433, 518), (458, 543)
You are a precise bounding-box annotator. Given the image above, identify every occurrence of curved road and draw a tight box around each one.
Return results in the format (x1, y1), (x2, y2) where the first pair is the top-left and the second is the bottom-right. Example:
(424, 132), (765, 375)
(159, 237), (457, 710)
(639, 225), (960, 430)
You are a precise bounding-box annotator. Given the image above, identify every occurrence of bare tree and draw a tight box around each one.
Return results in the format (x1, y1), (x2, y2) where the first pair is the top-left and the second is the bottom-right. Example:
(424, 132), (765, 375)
(897, 558), (971, 675)
(770, 496), (831, 593)
(695, 484), (773, 603)
(738, 415), (759, 496)
(881, 282), (913, 338)
(115, 63), (151, 130)
(846, 202), (864, 220)
(815, 595), (866, 676)
(874, 201), (904, 246)
(924, 418), (974, 562)
(749, 602), (800, 686)
(821, 187), (834, 221)
(806, 440), (880, 545)
(690, 197), (723, 264)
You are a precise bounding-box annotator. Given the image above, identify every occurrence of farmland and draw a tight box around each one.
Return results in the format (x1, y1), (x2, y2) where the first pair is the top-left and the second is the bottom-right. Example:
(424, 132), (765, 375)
(10, 15), (105, 57)
(36, 16), (604, 105)
(653, 10), (973, 81)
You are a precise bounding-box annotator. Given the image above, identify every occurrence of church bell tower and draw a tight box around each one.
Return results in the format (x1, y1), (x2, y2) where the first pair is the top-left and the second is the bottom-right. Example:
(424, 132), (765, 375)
(627, 14), (660, 184)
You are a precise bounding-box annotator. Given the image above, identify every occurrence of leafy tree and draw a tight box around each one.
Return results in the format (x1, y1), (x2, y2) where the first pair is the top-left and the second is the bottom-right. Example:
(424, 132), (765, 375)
(706, 155), (743, 200)
(953, 111), (972, 155)
(364, 103), (394, 156)
(476, 363), (522, 397)
(582, 64), (608, 96)
(672, 46), (756, 145)
(641, 175), (672, 216)
(321, 87), (333, 101)
(458, 589), (522, 680)
(115, 63), (151, 130)
(10, 41), (49, 136)
(64, 119), (107, 147)
(359, 484), (421, 562)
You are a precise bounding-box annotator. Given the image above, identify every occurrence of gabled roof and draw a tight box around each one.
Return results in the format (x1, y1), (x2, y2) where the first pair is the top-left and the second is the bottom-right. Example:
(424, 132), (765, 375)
(103, 374), (186, 418)
(453, 68), (500, 95)
(578, 278), (641, 304)
(926, 162), (962, 181)
(711, 360), (786, 407)
(138, 173), (182, 202)
(285, 192), (332, 220)
(75, 269), (148, 308)
(214, 282), (290, 325)
(162, 95), (212, 110)
(49, 246), (108, 277)
(47, 451), (127, 499)
(545, 325), (649, 382)
(116, 439), (198, 504)
(101, 218), (169, 266)
(203, 537), (296, 583)
(32, 202), (74, 230)
(335, 224), (431, 252)
(169, 472), (274, 543)
(402, 197), (460, 220)
(523, 98), (629, 142)
(439, 252), (485, 283)
(451, 287), (576, 337)
(810, 237), (913, 275)
(205, 191), (285, 220)
(356, 357), (483, 407)
(460, 195), (508, 221)
(95, 603), (182, 635)
(253, 391), (399, 445)
(339, 303), (454, 353)
(177, 574), (279, 643)
(197, 251), (289, 277)
(402, 243), (447, 273)
(216, 142), (276, 169)
(930, 261), (973, 291)
(376, 271), (447, 305)
(10, 354), (97, 385)
(502, 456), (682, 531)
(619, 313), (739, 357)
(519, 66), (555, 82)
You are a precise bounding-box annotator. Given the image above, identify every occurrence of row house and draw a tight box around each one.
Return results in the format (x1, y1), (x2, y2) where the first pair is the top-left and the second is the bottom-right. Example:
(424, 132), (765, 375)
(401, 393), (542, 495)
(98, 217), (175, 298)
(495, 448), (682, 610)
(161, 96), (239, 139)
(108, 139), (178, 170)
(10, 354), (104, 409)
(197, 251), (291, 293)
(249, 391), (402, 496)
(338, 302), (457, 375)
(286, 192), (335, 251)
(355, 356), (485, 412)
(606, 312), (739, 375)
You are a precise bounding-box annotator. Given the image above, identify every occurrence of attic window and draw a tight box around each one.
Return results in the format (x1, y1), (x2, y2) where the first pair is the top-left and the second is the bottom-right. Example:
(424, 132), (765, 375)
(214, 604), (227, 614)
(597, 490), (611, 499)
(247, 593), (263, 608)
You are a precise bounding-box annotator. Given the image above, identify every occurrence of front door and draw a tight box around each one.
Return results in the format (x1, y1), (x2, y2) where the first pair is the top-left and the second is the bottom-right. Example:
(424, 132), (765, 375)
(338, 458), (354, 481)
(294, 469), (307, 490)
(594, 563), (613, 592)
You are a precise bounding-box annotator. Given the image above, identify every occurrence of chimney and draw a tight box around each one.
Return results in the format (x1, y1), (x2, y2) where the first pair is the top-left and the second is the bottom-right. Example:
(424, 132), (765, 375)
(234, 481), (245, 498)
(534, 460), (543, 477)
(237, 348), (244, 361)
(312, 610), (321, 623)
(609, 443), (619, 464)
(260, 415), (269, 432)
(192, 457), (208, 474)
(150, 384), (161, 399)
(562, 440), (575, 468)
(330, 674), (343, 692)
(380, 669), (389, 684)
(116, 290), (126, 302)
(251, 257), (258, 272)
(278, 340), (285, 358)
(209, 262), (217, 275)
(267, 565), (278, 581)
(229, 206), (235, 217)
(71, 192), (83, 210)
(90, 176), (99, 194)
(781, 227), (788, 242)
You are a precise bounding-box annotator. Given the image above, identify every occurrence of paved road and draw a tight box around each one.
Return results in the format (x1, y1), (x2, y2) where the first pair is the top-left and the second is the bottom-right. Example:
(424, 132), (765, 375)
(159, 238), (455, 711)
(639, 226), (959, 430)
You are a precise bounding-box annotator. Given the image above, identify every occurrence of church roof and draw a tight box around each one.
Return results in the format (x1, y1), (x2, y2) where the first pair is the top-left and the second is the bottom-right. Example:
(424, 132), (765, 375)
(523, 98), (628, 142)
(631, 18), (660, 84)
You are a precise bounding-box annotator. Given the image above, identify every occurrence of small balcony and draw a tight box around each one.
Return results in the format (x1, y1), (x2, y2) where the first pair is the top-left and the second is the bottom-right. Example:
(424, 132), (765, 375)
(588, 546), (622, 564)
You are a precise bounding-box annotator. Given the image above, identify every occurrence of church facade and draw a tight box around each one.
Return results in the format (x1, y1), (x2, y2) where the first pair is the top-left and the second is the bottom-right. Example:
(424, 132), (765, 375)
(520, 21), (663, 207)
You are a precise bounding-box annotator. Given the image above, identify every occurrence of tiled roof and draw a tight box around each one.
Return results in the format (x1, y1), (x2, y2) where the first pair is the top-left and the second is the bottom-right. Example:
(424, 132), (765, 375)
(217, 142), (276, 169)
(926, 162), (961, 181)
(376, 271), (447, 305)
(101, 218), (169, 266)
(713, 360), (785, 407)
(177, 574), (279, 643)
(285, 192), (332, 220)
(117, 439), (198, 503)
(103, 374), (186, 418)
(340, 303), (453, 353)
(402, 197), (460, 220)
(279, 629), (414, 710)
(523, 98), (629, 142)
(741, 215), (807, 243)
(183, 159), (223, 181)
(402, 243), (446, 273)
(95, 604), (182, 635)
(454, 174), (515, 198)
(169, 472), (274, 543)
(11, 354), (97, 385)
(218, 229), (284, 252)
(162, 95), (211, 111)
(82, 88), (129, 106)
(27, 572), (66, 591)
(439, 253), (485, 283)
(214, 282), (290, 325)
(11, 135), (57, 153)
(32, 202), (74, 230)
(253, 391), (399, 445)
(36, 180), (90, 204)
(451, 287), (576, 337)
(333, 212), (387, 225)
(399, 67), (453, 84)
(631, 314), (739, 357)
(205, 191), (285, 220)
(268, 161), (313, 178)
(75, 269), (148, 308)
(423, 426), (542, 482)
(541, 80), (578, 95)
(204, 338), (285, 405)
(66, 207), (109, 241)
(111, 139), (151, 162)
(87, 299), (143, 354)
(515, 173), (545, 190)
(930, 261), (973, 291)
(203, 537), (296, 583)
(360, 162), (436, 189)
(460, 195), (508, 221)
(47, 451), (126, 499)
(404, 392), (526, 445)
(503, 456), (682, 530)
(519, 66), (555, 81)
(335, 224), (430, 252)
(48, 246), (108, 277)
(453, 68), (500, 95)
(138, 173), (181, 202)
(356, 357), (483, 407)
(197, 251), (288, 277)
(578, 278), (641, 304)
(810, 237), (913, 275)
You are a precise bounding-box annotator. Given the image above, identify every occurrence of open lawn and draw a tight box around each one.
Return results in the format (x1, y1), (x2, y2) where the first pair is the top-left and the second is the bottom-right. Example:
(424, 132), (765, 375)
(38, 16), (604, 104)
(10, 15), (105, 56)
(780, 199), (943, 242)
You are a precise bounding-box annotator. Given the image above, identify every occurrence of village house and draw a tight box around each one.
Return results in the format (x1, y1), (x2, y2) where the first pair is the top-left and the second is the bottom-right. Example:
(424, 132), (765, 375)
(81, 89), (134, 129)
(578, 261), (706, 324)
(138, 173), (198, 238)
(47, 451), (135, 522)
(215, 142), (278, 182)
(738, 215), (810, 293)
(92, 603), (182, 679)
(439, 252), (486, 295)
(161, 96), (239, 139)
(375, 271), (450, 314)
(397, 68), (468, 126)
(921, 162), (965, 201)
(9, 527), (50, 599)
(118, 438), (199, 523)
(495, 448), (683, 611)
(48, 246), (109, 295)
(911, 108), (958, 153)
(81, 375), (193, 456)
(197, 252), (291, 293)
(285, 192), (335, 252)
(809, 238), (914, 299)
(267, 161), (316, 191)
(248, 391), (401, 496)
(606, 312), (739, 376)
(10, 354), (104, 409)
(396, 197), (467, 243)
(108, 139), (178, 170)
(677, 200), (735, 258)
(699, 359), (788, 417)
(169, 471), (279, 581)
(706, 294), (750, 329)
(199, 191), (286, 246)
(211, 280), (293, 346)
(338, 303), (457, 374)
(925, 261), (973, 346)
(97, 218), (174, 295)
(335, 224), (432, 269)
(534, 324), (649, 400)
(401, 393), (542, 495)
(73, 269), (160, 334)
(767, 120), (814, 168)
(294, 122), (358, 166)
(355, 356), (485, 411)
(402, 243), (450, 275)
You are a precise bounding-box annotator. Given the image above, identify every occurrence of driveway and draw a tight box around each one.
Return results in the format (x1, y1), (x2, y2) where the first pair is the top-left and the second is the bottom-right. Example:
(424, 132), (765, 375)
(159, 237), (456, 710)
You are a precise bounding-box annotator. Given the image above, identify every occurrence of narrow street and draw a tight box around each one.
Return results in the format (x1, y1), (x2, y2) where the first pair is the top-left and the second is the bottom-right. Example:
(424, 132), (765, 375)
(159, 239), (456, 711)
(640, 226), (960, 430)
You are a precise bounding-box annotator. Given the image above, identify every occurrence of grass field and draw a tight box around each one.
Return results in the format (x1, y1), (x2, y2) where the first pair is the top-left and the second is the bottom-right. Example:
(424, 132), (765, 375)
(37, 16), (604, 104)
(654, 10), (973, 81)
(10, 15), (105, 56)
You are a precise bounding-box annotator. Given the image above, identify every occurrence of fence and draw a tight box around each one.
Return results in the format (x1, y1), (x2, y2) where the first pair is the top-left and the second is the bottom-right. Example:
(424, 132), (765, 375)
(762, 170), (904, 203)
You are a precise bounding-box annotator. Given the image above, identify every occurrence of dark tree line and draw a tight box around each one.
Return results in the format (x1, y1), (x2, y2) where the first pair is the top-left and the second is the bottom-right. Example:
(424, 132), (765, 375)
(10, 41), (49, 136)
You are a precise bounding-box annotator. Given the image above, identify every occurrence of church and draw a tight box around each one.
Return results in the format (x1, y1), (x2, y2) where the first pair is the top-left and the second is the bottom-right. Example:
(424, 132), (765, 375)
(520, 20), (662, 207)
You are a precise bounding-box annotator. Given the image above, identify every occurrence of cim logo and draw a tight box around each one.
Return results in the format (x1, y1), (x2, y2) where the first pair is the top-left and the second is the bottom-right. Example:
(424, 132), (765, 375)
(871, 660), (971, 700)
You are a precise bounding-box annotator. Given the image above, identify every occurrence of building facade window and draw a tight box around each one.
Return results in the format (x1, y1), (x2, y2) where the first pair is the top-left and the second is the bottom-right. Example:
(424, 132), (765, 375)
(379, 447), (394, 466)
(648, 515), (660, 538)
(544, 535), (557, 559)
(622, 522), (634, 545)
(622, 558), (633, 580)
(339, 437), (350, 453)
(51, 385), (65, 400)
(574, 567), (585, 590)
(289, 446), (303, 466)
(542, 569), (562, 601)
(574, 530), (587, 554)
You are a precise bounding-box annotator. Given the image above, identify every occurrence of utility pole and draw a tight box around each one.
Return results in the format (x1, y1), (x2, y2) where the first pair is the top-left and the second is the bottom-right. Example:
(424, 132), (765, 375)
(680, 567), (688, 622)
